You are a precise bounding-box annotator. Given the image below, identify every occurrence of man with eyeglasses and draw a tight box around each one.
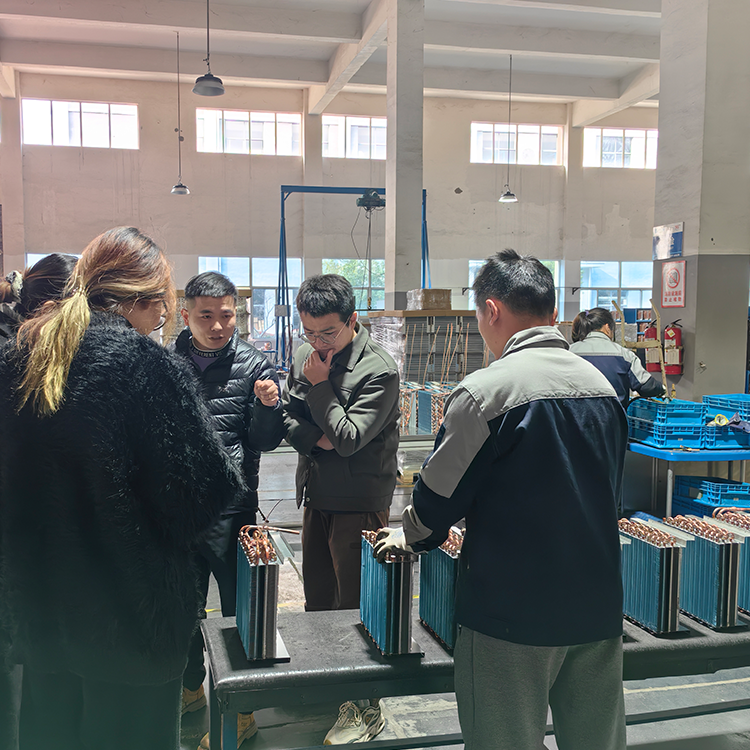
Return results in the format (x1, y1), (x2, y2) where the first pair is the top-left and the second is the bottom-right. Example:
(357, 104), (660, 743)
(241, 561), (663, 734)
(283, 274), (400, 744)
(171, 272), (285, 749)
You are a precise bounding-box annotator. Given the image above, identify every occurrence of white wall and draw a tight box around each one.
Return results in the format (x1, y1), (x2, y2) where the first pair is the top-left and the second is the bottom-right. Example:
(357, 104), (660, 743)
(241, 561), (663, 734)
(1, 73), (659, 297)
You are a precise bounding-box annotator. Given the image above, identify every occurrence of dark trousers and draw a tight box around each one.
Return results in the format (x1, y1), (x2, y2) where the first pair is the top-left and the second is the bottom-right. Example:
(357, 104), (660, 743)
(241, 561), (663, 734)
(302, 507), (389, 611)
(19, 667), (181, 750)
(183, 511), (256, 691)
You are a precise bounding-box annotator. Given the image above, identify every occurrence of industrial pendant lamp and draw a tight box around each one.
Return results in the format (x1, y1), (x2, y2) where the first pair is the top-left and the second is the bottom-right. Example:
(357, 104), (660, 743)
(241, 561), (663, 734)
(498, 54), (518, 204)
(171, 32), (190, 195)
(193, 0), (224, 96)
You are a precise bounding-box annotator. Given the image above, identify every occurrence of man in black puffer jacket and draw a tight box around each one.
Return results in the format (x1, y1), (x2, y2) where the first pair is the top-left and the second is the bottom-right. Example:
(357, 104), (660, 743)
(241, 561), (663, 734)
(171, 272), (285, 743)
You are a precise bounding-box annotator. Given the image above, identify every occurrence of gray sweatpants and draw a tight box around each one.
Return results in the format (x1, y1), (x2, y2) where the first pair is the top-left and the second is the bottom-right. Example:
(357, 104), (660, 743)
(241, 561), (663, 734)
(454, 626), (626, 750)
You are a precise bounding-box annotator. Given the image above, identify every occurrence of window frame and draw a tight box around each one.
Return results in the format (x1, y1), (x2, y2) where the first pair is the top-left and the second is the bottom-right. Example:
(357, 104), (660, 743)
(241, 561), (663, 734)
(578, 261), (654, 311)
(321, 258), (386, 312)
(470, 122), (563, 166)
(196, 109), (302, 156)
(21, 98), (139, 150)
(322, 115), (387, 160)
(583, 127), (659, 169)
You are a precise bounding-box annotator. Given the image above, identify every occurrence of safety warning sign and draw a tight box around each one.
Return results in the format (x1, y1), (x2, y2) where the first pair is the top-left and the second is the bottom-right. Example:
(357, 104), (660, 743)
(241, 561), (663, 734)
(662, 260), (685, 308)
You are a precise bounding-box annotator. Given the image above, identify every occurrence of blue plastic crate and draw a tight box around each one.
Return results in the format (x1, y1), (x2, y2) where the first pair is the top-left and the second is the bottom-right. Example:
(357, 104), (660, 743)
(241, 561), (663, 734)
(669, 492), (749, 518)
(628, 398), (707, 425)
(704, 426), (750, 450)
(628, 417), (704, 449)
(674, 476), (750, 505)
(703, 394), (750, 420)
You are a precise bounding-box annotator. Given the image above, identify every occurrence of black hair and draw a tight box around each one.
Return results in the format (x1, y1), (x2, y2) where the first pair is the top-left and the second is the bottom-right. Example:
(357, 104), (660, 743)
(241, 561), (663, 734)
(472, 249), (555, 319)
(14, 253), (78, 317)
(296, 274), (355, 323)
(571, 307), (615, 343)
(184, 271), (237, 303)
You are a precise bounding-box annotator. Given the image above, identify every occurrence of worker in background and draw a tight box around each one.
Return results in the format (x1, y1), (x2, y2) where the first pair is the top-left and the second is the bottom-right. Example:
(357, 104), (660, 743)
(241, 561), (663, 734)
(0, 252), (79, 750)
(0, 253), (79, 346)
(283, 274), (400, 745)
(171, 271), (285, 750)
(570, 307), (665, 407)
(0, 227), (244, 750)
(375, 250), (627, 750)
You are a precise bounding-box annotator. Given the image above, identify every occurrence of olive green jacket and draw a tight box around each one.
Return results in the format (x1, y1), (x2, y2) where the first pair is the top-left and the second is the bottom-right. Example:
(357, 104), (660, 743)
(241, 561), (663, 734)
(282, 324), (400, 512)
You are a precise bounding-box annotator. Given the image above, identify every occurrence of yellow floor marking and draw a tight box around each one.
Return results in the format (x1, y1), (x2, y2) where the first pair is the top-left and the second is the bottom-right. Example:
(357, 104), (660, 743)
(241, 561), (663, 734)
(625, 676), (750, 695)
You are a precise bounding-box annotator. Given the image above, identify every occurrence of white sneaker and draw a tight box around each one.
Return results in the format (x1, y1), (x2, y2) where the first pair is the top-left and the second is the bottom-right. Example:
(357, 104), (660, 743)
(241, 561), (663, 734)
(323, 701), (386, 744)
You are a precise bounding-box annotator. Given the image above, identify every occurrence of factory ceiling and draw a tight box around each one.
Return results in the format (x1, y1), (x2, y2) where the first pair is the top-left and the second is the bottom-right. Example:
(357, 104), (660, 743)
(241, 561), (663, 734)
(0, 0), (660, 122)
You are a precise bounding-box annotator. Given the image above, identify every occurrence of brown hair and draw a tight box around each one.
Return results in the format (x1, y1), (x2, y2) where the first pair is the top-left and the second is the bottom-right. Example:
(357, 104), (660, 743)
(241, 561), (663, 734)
(571, 307), (615, 343)
(0, 254), (78, 317)
(17, 227), (175, 415)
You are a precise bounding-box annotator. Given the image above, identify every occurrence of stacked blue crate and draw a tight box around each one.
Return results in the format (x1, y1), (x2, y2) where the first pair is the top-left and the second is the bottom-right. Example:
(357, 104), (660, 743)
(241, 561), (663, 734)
(702, 394), (750, 449)
(360, 532), (416, 655)
(627, 398), (706, 449)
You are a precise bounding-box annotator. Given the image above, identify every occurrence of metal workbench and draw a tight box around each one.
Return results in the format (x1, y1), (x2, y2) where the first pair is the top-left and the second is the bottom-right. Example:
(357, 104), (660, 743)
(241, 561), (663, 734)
(202, 609), (750, 750)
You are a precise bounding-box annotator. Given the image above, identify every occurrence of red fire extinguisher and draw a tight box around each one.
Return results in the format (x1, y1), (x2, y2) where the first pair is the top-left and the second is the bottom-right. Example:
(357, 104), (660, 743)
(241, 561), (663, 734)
(663, 320), (683, 375)
(644, 324), (661, 372)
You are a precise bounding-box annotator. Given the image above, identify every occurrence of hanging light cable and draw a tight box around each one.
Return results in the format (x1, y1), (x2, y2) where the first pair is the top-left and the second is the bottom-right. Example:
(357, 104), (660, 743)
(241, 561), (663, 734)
(172, 32), (190, 195)
(193, 0), (225, 96)
(499, 54), (518, 204)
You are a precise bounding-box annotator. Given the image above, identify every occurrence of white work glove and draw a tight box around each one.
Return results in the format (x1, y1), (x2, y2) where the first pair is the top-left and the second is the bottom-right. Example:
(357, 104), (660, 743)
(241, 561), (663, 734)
(373, 527), (413, 562)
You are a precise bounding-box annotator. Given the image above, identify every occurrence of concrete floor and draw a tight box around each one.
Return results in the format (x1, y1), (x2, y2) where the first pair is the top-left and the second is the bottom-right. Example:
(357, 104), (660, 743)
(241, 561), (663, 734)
(176, 446), (750, 749)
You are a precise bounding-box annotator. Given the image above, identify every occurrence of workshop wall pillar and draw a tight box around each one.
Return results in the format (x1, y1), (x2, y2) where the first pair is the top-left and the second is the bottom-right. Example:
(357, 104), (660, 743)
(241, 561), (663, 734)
(653, 0), (750, 399)
(384, 0), (424, 310)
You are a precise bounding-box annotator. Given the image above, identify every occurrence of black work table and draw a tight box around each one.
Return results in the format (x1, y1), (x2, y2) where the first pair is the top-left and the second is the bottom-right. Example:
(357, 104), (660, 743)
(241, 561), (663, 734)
(202, 610), (750, 749)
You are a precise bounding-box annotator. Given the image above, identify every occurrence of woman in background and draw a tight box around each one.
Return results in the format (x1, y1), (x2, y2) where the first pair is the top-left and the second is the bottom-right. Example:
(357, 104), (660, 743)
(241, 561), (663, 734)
(0, 253), (79, 346)
(0, 251), (78, 750)
(570, 307), (664, 407)
(0, 227), (244, 750)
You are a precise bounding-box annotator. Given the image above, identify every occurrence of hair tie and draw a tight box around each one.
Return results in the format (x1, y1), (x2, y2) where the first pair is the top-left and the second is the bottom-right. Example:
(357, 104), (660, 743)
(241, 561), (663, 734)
(72, 286), (87, 298)
(5, 271), (23, 303)
(583, 309), (590, 316)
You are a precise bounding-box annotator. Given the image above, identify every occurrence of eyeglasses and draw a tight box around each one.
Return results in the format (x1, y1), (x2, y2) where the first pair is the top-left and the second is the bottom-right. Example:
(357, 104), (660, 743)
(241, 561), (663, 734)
(300, 317), (351, 346)
(151, 299), (168, 331)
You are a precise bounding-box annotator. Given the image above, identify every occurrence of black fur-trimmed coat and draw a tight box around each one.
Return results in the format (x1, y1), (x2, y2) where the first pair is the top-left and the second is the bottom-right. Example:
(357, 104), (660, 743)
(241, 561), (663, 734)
(0, 313), (244, 686)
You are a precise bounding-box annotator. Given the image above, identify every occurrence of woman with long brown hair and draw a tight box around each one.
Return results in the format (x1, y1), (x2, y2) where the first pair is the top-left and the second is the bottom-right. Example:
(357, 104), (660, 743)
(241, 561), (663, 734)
(0, 227), (243, 750)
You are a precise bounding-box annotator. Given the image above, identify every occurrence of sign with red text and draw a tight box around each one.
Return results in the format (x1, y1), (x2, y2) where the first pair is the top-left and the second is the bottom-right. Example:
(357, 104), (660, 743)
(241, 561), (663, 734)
(662, 260), (686, 308)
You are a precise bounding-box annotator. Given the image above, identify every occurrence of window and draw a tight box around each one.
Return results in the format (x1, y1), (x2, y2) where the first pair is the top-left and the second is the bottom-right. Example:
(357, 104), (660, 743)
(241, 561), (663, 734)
(321, 259), (385, 312)
(198, 257), (250, 287)
(322, 116), (387, 160)
(21, 99), (139, 149)
(470, 123), (562, 165)
(250, 258), (303, 345)
(583, 128), (658, 169)
(579, 261), (653, 310)
(468, 259), (562, 308)
(196, 110), (301, 155)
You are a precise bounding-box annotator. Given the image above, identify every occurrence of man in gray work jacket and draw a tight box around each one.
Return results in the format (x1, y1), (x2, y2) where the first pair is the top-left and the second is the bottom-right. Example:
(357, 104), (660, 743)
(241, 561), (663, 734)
(376, 250), (628, 750)
(283, 273), (399, 743)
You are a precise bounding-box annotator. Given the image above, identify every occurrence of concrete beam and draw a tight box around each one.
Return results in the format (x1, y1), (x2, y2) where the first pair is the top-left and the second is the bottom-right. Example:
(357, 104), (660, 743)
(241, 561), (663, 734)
(425, 19), (659, 63)
(571, 62), (659, 126)
(353, 63), (620, 99)
(0, 0), (360, 45)
(308, 0), (387, 115)
(438, 0), (660, 17)
(0, 40), (329, 85)
(0, 65), (16, 98)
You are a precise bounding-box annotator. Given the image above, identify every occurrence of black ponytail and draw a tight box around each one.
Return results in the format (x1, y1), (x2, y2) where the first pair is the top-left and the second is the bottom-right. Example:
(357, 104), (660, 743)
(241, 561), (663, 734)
(571, 307), (615, 343)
